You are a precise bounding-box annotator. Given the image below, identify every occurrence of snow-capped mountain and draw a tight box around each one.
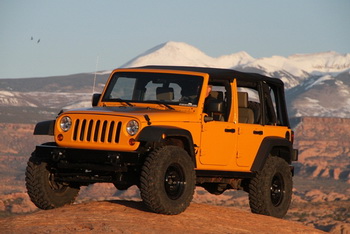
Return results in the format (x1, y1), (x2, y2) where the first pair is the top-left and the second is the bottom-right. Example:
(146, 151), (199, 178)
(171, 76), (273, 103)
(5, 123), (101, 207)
(237, 51), (350, 90)
(122, 41), (255, 70)
(1, 41), (350, 119)
(122, 41), (350, 118)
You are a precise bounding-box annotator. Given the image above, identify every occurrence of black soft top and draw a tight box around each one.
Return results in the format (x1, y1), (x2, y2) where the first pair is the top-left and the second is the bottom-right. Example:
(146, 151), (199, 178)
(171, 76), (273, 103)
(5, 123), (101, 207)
(130, 65), (283, 87)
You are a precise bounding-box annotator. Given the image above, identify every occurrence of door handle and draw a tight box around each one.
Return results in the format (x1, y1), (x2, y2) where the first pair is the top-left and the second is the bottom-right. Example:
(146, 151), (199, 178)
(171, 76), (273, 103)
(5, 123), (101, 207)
(253, 130), (263, 135)
(225, 128), (236, 133)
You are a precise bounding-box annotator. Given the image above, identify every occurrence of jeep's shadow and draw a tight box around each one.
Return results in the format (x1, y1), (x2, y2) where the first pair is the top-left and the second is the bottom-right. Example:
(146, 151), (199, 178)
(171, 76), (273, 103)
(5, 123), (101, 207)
(106, 200), (151, 213)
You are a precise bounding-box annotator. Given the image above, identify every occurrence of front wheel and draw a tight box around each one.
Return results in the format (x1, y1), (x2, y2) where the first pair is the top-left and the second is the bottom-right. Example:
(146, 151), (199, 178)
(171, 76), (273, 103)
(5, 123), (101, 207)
(140, 146), (196, 215)
(248, 156), (292, 218)
(25, 154), (80, 209)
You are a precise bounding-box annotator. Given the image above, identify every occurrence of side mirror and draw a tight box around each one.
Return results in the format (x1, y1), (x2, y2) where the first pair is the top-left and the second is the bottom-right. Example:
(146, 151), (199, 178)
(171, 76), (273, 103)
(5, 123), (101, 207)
(206, 101), (224, 113)
(92, 93), (101, 107)
(204, 116), (214, 122)
(204, 101), (225, 122)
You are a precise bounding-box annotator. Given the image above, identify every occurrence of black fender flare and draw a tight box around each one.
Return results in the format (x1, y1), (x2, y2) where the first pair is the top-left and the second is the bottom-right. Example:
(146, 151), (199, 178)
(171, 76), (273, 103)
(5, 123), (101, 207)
(250, 136), (293, 172)
(34, 120), (55, 135)
(136, 125), (196, 166)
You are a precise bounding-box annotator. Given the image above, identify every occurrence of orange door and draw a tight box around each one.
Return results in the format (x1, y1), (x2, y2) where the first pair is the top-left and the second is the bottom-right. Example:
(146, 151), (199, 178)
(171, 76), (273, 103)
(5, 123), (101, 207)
(236, 123), (265, 167)
(199, 121), (237, 166)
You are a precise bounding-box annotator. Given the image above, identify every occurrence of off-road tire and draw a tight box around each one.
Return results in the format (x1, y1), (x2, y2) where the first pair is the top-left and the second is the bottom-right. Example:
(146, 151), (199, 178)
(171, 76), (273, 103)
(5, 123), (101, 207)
(140, 145), (196, 215)
(248, 156), (292, 218)
(25, 154), (80, 210)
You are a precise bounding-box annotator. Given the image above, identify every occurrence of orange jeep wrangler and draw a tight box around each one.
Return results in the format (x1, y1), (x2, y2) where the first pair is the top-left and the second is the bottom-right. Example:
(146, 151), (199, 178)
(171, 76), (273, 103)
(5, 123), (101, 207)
(26, 66), (298, 218)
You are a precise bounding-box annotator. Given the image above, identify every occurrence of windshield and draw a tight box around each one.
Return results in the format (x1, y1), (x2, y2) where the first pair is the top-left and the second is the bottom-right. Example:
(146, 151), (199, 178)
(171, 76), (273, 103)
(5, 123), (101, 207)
(102, 72), (203, 106)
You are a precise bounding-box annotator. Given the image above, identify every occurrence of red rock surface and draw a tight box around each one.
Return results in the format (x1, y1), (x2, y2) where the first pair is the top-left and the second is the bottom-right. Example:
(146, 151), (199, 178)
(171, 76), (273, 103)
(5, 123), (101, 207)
(293, 117), (350, 182)
(0, 201), (324, 234)
(0, 118), (349, 233)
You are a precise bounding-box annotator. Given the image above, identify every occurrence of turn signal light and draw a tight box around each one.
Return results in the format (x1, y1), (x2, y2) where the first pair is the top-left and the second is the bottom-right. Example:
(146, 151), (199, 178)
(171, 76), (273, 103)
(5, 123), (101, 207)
(129, 138), (136, 146)
(57, 134), (64, 141)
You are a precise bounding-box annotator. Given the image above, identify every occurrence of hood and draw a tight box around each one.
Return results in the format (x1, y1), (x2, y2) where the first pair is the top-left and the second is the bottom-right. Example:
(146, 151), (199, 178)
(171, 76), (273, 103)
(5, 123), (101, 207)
(60, 106), (198, 123)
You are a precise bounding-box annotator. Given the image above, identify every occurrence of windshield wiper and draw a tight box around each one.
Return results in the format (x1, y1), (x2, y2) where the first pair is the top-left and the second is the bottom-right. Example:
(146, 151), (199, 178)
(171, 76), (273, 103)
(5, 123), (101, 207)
(114, 98), (134, 107)
(150, 101), (175, 110)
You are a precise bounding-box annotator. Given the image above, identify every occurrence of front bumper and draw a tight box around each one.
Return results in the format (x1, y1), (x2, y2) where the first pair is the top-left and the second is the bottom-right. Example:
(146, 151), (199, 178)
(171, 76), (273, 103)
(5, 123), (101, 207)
(34, 144), (143, 183)
(35, 144), (141, 166)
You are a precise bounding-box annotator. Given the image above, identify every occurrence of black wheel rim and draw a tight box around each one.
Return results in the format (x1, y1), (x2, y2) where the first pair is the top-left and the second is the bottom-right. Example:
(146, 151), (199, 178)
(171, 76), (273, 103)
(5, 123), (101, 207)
(164, 163), (185, 200)
(270, 173), (284, 206)
(48, 172), (67, 192)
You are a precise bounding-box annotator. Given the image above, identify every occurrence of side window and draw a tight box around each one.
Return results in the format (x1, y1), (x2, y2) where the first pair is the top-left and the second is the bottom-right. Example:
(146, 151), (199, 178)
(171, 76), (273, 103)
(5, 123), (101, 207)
(266, 87), (280, 125)
(204, 84), (229, 121)
(258, 83), (277, 125)
(237, 87), (261, 124)
(237, 84), (282, 126)
(270, 87), (288, 126)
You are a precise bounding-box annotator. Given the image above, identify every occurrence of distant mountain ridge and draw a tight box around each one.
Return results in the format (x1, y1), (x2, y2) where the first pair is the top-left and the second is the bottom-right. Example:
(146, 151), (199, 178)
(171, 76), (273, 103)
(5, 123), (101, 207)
(1, 41), (350, 118)
(122, 41), (350, 118)
(0, 73), (109, 93)
(122, 41), (350, 88)
(122, 41), (256, 69)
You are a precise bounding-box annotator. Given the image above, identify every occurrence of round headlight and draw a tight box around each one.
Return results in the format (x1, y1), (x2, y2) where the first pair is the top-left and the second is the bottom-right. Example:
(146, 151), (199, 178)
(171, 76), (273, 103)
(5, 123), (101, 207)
(60, 116), (72, 132)
(126, 120), (139, 136)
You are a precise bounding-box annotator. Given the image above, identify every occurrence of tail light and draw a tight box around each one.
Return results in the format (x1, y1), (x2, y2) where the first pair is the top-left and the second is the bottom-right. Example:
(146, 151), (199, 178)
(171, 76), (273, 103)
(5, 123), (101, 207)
(285, 131), (294, 143)
(291, 131), (295, 143)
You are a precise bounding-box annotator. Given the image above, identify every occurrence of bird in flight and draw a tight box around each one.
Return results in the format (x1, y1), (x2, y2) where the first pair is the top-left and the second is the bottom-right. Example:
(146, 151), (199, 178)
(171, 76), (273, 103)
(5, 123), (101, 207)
(30, 36), (40, 43)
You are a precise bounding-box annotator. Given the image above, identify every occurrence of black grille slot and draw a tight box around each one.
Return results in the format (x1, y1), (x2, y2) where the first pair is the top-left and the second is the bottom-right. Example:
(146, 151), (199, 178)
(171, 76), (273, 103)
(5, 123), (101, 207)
(87, 120), (93, 141)
(101, 121), (108, 142)
(80, 120), (87, 141)
(108, 121), (115, 143)
(73, 119), (80, 141)
(115, 122), (122, 143)
(94, 120), (100, 142)
(72, 118), (122, 143)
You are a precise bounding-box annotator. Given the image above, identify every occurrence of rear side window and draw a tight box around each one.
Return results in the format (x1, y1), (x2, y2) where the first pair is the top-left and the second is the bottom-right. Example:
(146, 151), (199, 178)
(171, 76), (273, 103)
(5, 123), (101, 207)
(237, 87), (261, 124)
(237, 82), (286, 126)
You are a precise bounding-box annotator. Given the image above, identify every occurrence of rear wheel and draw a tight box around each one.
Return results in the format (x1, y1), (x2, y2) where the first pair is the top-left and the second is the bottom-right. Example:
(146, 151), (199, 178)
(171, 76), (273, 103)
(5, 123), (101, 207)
(140, 146), (196, 215)
(248, 156), (292, 218)
(25, 154), (80, 209)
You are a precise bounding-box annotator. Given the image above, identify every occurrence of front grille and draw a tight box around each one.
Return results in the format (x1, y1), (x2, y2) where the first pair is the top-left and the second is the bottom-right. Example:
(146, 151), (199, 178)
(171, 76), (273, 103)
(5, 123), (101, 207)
(72, 119), (122, 143)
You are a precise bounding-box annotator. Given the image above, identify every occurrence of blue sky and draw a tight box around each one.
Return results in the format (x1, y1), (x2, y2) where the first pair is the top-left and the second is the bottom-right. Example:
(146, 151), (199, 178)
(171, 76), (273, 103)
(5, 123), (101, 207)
(1, 0), (349, 78)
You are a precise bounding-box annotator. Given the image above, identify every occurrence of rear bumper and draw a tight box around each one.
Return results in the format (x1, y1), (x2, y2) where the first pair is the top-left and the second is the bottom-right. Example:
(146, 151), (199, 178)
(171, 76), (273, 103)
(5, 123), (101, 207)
(291, 149), (299, 161)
